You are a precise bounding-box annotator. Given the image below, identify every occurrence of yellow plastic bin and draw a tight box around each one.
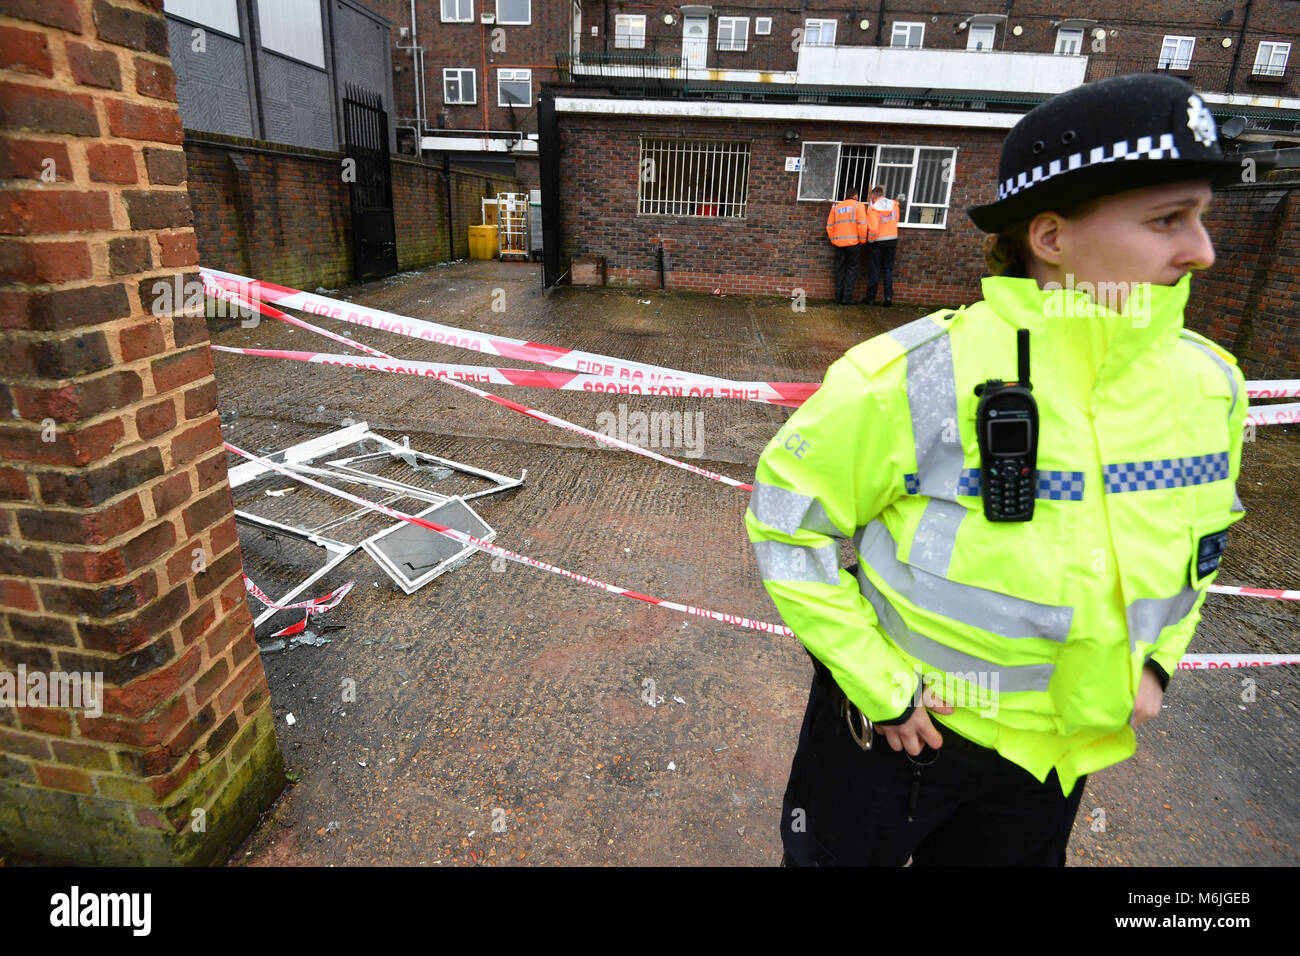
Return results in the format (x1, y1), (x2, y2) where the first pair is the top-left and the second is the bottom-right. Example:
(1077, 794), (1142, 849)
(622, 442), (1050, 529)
(468, 225), (498, 260)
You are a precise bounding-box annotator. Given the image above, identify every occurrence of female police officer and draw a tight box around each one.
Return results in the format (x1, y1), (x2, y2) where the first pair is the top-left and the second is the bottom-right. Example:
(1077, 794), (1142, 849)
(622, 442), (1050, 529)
(745, 74), (1250, 866)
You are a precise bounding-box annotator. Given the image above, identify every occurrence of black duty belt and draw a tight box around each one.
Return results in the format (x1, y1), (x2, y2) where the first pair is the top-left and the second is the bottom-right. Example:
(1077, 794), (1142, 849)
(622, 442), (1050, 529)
(807, 652), (996, 757)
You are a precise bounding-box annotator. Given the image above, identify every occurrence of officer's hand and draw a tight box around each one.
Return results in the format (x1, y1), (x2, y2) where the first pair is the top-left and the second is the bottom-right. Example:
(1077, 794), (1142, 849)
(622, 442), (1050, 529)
(1130, 666), (1165, 727)
(877, 689), (955, 756)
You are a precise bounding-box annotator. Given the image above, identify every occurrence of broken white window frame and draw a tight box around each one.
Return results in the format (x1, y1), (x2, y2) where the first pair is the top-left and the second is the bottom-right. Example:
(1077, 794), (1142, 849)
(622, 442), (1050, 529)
(228, 422), (524, 499)
(233, 510), (359, 630)
(229, 422), (525, 622)
(360, 497), (496, 595)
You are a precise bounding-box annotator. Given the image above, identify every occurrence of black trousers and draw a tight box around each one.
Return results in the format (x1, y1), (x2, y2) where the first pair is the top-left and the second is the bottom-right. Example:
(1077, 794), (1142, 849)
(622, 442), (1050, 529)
(866, 240), (897, 303)
(832, 245), (860, 303)
(780, 676), (1086, 866)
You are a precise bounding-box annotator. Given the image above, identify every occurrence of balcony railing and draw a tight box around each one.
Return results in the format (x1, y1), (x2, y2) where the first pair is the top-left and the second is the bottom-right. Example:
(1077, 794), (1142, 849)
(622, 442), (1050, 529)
(559, 38), (799, 78)
(1088, 55), (1292, 94)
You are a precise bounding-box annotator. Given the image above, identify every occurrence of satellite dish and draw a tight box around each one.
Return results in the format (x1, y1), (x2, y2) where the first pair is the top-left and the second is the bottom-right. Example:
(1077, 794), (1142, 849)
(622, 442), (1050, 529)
(1218, 9), (1234, 26)
(1221, 116), (1248, 139)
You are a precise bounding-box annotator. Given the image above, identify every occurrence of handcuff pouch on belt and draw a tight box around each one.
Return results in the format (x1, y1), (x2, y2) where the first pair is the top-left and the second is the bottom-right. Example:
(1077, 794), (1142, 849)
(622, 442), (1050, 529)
(809, 652), (873, 751)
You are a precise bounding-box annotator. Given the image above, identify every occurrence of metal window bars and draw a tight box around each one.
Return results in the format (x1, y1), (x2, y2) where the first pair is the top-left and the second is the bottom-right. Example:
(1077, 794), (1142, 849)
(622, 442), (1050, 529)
(637, 137), (751, 219)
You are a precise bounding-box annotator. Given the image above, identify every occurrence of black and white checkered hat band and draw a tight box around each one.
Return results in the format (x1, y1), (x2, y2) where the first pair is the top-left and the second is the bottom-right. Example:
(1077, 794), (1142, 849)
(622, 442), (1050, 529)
(997, 133), (1180, 200)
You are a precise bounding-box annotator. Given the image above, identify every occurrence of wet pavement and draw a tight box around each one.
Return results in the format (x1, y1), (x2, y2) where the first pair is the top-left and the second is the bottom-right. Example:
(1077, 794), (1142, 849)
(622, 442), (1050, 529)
(210, 260), (1299, 866)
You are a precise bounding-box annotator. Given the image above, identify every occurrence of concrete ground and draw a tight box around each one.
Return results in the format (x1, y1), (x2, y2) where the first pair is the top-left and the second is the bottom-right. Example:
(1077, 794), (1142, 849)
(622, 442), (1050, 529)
(210, 260), (1299, 866)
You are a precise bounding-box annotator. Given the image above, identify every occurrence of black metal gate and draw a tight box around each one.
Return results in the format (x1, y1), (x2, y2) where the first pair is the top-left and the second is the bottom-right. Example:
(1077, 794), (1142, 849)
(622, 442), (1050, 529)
(342, 84), (398, 282)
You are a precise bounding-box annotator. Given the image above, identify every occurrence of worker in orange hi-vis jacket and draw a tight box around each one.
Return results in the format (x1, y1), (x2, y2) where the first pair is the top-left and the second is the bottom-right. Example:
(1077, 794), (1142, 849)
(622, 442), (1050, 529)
(864, 186), (902, 306)
(827, 189), (869, 304)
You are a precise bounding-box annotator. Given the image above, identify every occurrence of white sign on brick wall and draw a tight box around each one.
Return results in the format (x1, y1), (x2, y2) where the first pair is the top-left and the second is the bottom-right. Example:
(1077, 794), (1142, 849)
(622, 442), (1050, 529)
(785, 157), (802, 172)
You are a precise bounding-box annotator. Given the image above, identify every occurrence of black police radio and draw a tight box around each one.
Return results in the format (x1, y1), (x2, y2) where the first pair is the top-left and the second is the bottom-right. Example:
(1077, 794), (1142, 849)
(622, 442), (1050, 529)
(974, 329), (1038, 522)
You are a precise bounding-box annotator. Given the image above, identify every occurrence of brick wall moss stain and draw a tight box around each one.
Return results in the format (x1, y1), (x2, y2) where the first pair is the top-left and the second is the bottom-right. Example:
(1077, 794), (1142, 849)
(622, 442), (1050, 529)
(0, 702), (283, 865)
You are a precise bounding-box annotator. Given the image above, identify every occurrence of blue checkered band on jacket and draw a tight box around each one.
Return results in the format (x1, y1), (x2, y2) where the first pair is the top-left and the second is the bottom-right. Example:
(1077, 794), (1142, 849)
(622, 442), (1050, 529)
(902, 469), (1085, 500)
(997, 133), (1180, 201)
(1103, 452), (1230, 493)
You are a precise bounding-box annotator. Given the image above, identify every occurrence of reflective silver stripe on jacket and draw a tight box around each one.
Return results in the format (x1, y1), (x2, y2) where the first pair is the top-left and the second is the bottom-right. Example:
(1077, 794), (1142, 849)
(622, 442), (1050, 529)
(753, 539), (840, 586)
(1181, 333), (1239, 417)
(888, 320), (964, 502)
(854, 565), (1056, 693)
(1126, 587), (1202, 651)
(853, 520), (1073, 642)
(747, 482), (847, 539)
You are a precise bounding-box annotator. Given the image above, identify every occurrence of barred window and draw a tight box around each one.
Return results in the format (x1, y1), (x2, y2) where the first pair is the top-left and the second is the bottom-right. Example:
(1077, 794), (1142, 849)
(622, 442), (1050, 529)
(638, 138), (750, 218)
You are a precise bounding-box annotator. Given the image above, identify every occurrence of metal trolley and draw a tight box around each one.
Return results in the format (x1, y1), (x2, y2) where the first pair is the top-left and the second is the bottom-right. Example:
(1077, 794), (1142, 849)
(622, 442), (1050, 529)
(496, 192), (529, 261)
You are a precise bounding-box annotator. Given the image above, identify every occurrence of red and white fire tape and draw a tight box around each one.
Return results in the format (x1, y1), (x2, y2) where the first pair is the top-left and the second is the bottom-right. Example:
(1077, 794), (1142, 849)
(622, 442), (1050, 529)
(203, 267), (814, 405)
(1208, 584), (1300, 601)
(1177, 654), (1300, 669)
(210, 344), (809, 405)
(1246, 381), (1300, 399)
(224, 442), (792, 636)
(209, 285), (753, 492)
(1245, 402), (1300, 427)
(226, 445), (1298, 670)
(243, 575), (355, 637)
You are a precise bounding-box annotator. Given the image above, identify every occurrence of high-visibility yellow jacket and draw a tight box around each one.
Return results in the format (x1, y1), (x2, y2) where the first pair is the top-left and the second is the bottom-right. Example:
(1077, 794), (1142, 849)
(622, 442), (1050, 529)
(745, 274), (1247, 795)
(827, 199), (869, 246)
(865, 198), (900, 241)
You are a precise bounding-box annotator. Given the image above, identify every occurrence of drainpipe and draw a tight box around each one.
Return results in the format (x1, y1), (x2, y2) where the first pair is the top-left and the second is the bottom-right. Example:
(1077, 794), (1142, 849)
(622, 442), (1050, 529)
(1227, 0), (1253, 94)
(409, 0), (422, 139)
(444, 154), (455, 260)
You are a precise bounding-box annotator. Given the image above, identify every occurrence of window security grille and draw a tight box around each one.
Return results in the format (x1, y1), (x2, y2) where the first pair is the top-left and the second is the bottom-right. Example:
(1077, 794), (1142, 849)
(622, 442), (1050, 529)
(638, 138), (751, 218)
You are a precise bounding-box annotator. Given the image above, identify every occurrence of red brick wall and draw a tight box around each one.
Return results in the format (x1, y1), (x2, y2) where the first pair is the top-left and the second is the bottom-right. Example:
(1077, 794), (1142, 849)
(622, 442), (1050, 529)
(184, 130), (522, 286)
(0, 0), (282, 865)
(556, 112), (1003, 305)
(1191, 173), (1300, 377)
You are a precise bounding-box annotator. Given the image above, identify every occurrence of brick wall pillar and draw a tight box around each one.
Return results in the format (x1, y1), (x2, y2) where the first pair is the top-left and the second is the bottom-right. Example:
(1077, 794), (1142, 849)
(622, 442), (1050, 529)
(0, 0), (283, 865)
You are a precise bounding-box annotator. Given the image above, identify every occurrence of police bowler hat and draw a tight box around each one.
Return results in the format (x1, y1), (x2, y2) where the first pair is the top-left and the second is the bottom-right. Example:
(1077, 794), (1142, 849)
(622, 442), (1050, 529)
(968, 74), (1244, 234)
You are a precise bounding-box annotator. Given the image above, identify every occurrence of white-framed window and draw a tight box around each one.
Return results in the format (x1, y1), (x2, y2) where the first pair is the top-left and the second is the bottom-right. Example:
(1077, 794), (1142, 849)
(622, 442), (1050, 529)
(804, 19), (836, 47)
(497, 68), (531, 106)
(638, 138), (751, 218)
(755, 17), (772, 36)
(1253, 40), (1290, 77)
(441, 0), (472, 22)
(443, 68), (476, 105)
(798, 141), (957, 228)
(614, 14), (645, 49)
(1055, 27), (1084, 55)
(891, 22), (925, 49)
(497, 0), (529, 25)
(967, 23), (996, 52)
(1159, 35), (1195, 71)
(718, 17), (749, 51)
